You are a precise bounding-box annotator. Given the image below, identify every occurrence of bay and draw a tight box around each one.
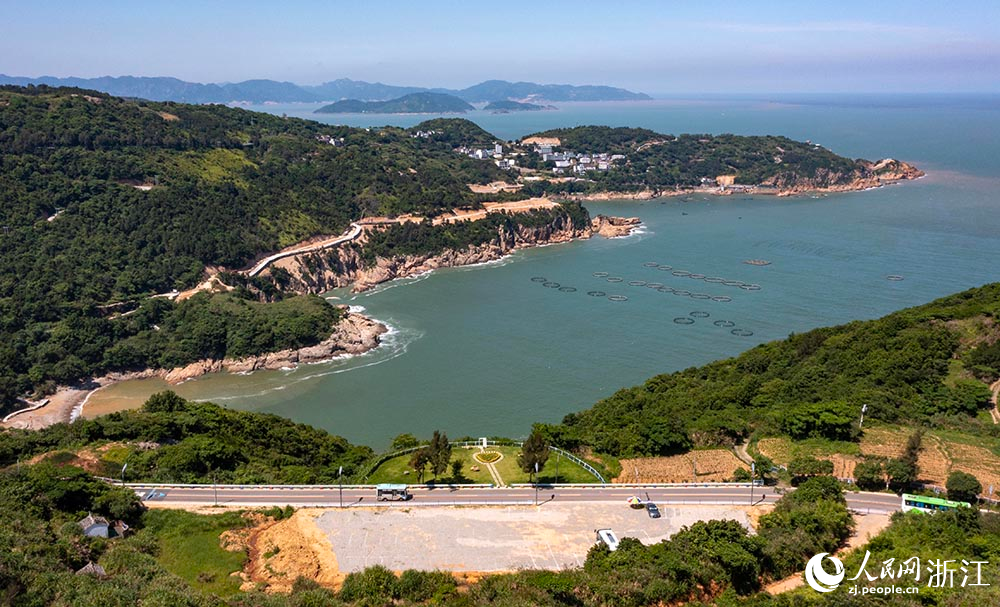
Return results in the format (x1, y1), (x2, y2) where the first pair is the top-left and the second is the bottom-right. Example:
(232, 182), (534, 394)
(86, 95), (1000, 450)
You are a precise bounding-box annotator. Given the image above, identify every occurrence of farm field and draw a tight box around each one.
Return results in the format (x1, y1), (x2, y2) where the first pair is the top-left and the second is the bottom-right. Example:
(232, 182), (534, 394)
(614, 449), (748, 484)
(756, 426), (1000, 493)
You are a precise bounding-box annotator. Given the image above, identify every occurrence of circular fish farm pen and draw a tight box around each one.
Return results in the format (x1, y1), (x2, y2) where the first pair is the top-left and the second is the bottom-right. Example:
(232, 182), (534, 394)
(704, 277), (725, 283)
(739, 284), (762, 291)
(673, 289), (691, 296)
(593, 271), (609, 277)
(731, 328), (754, 337)
(587, 290), (607, 297)
(543, 282), (561, 288)
(690, 311), (711, 318)
(690, 293), (712, 300)
(531, 277), (548, 282)
(656, 264), (673, 271)
(673, 317), (696, 325)
(657, 286), (676, 293)
(714, 320), (736, 328)
(559, 286), (577, 292)
(688, 273), (706, 279)
(643, 261), (660, 267)
(722, 280), (746, 287)
(607, 295), (628, 302)
(711, 296), (733, 302)
(886, 275), (904, 281)
(628, 280), (648, 286)
(672, 270), (691, 277)
(606, 277), (623, 283)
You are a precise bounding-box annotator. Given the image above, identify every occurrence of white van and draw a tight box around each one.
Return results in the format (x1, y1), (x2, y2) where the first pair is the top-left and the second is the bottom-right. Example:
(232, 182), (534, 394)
(595, 528), (620, 551)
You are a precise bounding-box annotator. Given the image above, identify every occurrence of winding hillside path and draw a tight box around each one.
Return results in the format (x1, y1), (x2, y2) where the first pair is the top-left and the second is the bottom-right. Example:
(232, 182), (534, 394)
(247, 223), (363, 277)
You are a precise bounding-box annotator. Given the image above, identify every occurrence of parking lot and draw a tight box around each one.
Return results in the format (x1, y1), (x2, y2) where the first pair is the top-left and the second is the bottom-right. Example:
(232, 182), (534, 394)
(313, 502), (751, 573)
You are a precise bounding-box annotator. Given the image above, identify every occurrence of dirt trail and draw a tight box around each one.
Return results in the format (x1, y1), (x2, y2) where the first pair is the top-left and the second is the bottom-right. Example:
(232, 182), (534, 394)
(764, 512), (891, 594)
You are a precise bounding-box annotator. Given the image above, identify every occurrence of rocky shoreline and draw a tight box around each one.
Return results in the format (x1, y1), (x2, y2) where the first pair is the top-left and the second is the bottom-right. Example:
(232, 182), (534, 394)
(565, 159), (924, 201)
(268, 213), (641, 295)
(4, 211), (641, 430)
(2, 311), (387, 429)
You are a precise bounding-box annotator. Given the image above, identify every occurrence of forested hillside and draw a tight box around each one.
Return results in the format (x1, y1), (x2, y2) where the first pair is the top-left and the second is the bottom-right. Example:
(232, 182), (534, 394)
(521, 126), (918, 193)
(0, 87), (512, 410)
(542, 283), (1000, 457)
(0, 390), (373, 484)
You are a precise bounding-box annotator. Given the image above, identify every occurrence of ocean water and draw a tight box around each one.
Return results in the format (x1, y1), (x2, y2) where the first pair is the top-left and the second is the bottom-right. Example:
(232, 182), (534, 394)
(87, 95), (1000, 449)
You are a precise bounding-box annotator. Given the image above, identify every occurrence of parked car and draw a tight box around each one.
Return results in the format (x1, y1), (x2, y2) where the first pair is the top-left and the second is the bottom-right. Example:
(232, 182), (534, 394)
(645, 502), (661, 518)
(595, 528), (620, 551)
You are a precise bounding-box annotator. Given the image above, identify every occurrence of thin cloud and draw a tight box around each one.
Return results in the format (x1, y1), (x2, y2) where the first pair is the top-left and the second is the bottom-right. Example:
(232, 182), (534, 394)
(691, 20), (937, 35)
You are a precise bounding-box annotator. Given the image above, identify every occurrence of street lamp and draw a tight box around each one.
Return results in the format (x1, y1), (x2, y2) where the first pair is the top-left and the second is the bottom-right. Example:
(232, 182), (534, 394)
(121, 461), (129, 486)
(534, 462), (540, 506)
(338, 466), (344, 508)
(750, 461), (755, 505)
(859, 403), (869, 428)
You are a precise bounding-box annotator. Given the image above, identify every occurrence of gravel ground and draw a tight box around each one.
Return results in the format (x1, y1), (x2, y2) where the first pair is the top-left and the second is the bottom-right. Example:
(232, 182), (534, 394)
(313, 502), (751, 573)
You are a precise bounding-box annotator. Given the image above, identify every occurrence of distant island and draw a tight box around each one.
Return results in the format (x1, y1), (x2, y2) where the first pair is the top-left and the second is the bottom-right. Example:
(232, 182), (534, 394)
(483, 99), (555, 113)
(316, 92), (475, 114)
(0, 74), (651, 104)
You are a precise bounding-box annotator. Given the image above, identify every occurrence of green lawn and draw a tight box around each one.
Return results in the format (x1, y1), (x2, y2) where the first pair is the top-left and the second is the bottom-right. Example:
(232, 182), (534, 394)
(367, 445), (603, 485)
(141, 509), (249, 596)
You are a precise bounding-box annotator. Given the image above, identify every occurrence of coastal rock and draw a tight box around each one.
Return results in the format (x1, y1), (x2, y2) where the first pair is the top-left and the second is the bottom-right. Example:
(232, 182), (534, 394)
(160, 312), (387, 384)
(266, 210), (639, 295)
(591, 215), (641, 238)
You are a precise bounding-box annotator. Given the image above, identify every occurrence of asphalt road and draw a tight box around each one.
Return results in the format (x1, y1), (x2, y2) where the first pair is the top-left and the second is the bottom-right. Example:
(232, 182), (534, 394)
(129, 483), (902, 513)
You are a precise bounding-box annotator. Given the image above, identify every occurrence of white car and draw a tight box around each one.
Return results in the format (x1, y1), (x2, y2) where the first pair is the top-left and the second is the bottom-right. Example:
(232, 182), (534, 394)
(595, 528), (620, 551)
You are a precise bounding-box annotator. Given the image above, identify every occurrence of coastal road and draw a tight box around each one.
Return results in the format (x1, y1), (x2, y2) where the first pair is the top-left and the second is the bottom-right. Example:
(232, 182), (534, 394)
(246, 222), (363, 277)
(129, 484), (902, 514)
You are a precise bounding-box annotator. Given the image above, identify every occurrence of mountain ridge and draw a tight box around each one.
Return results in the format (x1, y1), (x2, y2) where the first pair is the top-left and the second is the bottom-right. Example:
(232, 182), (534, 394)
(0, 74), (651, 104)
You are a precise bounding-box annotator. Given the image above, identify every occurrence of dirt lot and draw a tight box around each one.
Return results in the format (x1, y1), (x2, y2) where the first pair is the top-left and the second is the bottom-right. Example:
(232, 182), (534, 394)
(240, 503), (756, 587)
(615, 450), (748, 483)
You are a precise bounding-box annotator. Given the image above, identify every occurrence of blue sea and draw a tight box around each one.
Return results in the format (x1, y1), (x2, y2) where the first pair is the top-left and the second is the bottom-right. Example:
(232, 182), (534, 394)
(89, 94), (1000, 449)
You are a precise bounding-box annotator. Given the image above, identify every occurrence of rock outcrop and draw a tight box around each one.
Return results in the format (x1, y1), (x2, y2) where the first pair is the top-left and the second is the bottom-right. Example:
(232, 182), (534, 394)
(267, 211), (640, 295)
(159, 311), (387, 384)
(592, 215), (641, 238)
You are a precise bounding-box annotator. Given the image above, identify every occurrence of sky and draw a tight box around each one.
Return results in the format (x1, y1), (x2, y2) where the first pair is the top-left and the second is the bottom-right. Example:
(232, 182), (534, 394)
(3, 0), (999, 94)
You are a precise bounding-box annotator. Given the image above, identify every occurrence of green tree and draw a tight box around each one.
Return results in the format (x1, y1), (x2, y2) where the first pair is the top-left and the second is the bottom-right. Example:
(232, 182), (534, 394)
(390, 433), (420, 451)
(946, 471), (982, 503)
(518, 428), (550, 481)
(409, 448), (430, 483)
(885, 458), (917, 491)
(853, 460), (885, 491)
(788, 456), (835, 483)
(427, 431), (451, 480)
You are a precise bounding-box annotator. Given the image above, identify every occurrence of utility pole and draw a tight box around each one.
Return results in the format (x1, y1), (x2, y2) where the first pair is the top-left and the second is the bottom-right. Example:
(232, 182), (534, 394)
(555, 451), (560, 484)
(534, 462), (540, 506)
(338, 466), (344, 509)
(213, 472), (218, 507)
(750, 461), (755, 505)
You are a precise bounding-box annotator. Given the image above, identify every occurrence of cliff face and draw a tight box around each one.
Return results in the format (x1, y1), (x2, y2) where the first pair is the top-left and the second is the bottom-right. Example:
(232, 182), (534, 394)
(159, 311), (387, 384)
(268, 211), (629, 295)
(762, 158), (924, 193)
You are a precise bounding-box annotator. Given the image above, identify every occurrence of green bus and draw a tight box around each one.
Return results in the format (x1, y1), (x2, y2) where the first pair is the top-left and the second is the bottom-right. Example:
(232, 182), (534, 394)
(901, 493), (971, 513)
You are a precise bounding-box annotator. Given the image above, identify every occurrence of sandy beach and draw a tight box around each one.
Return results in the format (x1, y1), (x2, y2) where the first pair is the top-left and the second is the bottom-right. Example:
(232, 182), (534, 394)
(1, 311), (387, 431)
